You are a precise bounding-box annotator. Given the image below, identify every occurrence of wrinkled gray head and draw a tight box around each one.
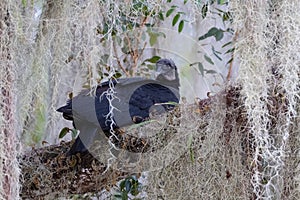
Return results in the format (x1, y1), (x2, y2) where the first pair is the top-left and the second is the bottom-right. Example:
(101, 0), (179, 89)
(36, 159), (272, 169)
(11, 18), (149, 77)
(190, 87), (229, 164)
(155, 59), (178, 83)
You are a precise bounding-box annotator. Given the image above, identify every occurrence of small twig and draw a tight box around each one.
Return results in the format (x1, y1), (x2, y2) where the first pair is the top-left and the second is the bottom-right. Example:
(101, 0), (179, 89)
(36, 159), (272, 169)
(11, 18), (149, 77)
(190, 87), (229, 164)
(226, 30), (239, 81)
(120, 32), (134, 75)
(139, 41), (147, 62)
(113, 39), (130, 77)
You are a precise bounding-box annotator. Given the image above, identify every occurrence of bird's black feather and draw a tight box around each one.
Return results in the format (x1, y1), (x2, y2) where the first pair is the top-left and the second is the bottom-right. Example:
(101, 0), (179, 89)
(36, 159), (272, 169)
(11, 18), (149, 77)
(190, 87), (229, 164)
(56, 99), (73, 120)
(129, 83), (178, 120)
(57, 59), (180, 155)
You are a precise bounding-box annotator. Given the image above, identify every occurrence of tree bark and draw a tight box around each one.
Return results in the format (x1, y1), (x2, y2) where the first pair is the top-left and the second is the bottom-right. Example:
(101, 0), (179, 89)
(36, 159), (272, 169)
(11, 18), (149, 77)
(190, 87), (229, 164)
(0, 1), (20, 199)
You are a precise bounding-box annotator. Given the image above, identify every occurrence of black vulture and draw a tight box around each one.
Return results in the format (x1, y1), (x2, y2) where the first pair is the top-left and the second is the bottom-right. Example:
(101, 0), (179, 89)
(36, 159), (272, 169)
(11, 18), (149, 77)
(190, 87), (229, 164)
(57, 59), (180, 155)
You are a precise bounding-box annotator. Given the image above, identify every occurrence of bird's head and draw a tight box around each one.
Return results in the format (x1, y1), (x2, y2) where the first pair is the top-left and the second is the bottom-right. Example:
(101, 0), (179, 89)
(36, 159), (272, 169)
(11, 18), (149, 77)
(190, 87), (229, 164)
(155, 59), (178, 82)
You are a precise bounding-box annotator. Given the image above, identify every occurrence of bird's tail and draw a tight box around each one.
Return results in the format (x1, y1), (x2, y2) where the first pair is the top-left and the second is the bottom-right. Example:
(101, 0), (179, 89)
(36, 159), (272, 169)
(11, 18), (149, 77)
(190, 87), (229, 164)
(57, 99), (73, 121)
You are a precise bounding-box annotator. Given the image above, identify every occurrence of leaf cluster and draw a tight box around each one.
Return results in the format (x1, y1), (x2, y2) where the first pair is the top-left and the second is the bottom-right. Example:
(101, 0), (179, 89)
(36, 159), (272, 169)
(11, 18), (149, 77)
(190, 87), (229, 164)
(191, 0), (234, 79)
(114, 176), (143, 200)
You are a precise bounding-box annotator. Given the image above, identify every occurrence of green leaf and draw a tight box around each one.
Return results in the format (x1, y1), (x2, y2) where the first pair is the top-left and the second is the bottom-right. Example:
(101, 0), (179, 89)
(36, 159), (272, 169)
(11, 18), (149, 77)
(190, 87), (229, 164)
(22, 0), (27, 6)
(205, 69), (217, 74)
(166, 8), (175, 17)
(212, 46), (222, 61)
(59, 127), (70, 139)
(225, 48), (235, 54)
(70, 129), (78, 139)
(114, 194), (123, 199)
(121, 192), (128, 200)
(104, 72), (110, 77)
(177, 11), (186, 15)
(184, 0), (188, 4)
(198, 27), (218, 40)
(121, 46), (130, 54)
(178, 20), (184, 33)
(218, 0), (226, 5)
(198, 62), (204, 76)
(198, 27), (224, 41)
(120, 179), (126, 191)
(100, 54), (110, 64)
(158, 12), (164, 21)
(212, 46), (222, 54)
(215, 30), (224, 41)
(133, 1), (143, 10)
(167, 0), (172, 2)
(223, 12), (231, 21)
(207, 27), (219, 35)
(130, 183), (138, 195)
(204, 54), (214, 65)
(142, 5), (149, 16)
(201, 3), (208, 18)
(209, 0), (214, 5)
(222, 41), (232, 48)
(146, 56), (161, 63)
(113, 72), (122, 79)
(172, 13), (180, 26)
(213, 51), (222, 61)
(146, 64), (155, 70)
(226, 57), (234, 65)
(149, 33), (158, 46)
(111, 28), (117, 36)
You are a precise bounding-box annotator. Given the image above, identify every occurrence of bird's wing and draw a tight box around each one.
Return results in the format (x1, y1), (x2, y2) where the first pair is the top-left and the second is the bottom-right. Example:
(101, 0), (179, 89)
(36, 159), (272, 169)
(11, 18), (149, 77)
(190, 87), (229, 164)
(128, 83), (179, 116)
(93, 78), (153, 127)
(71, 83), (112, 128)
(64, 77), (179, 130)
(112, 81), (180, 127)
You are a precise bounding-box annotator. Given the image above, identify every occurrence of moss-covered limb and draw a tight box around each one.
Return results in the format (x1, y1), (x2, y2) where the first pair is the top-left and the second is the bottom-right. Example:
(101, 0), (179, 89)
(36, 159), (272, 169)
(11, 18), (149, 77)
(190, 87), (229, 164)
(0, 2), (21, 199)
(18, 87), (237, 198)
(19, 84), (300, 199)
